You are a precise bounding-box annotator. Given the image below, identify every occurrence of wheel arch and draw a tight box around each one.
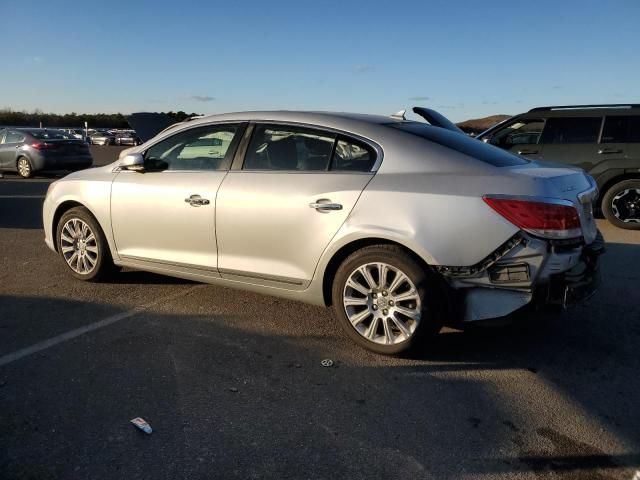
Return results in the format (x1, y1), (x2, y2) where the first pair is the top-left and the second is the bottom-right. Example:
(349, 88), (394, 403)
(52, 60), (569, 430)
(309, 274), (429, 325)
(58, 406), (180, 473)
(51, 201), (102, 252)
(321, 237), (435, 307)
(598, 172), (640, 208)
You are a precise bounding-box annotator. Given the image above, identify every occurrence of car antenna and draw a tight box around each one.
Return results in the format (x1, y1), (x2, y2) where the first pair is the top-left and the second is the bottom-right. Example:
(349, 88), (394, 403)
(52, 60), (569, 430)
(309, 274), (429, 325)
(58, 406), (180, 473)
(390, 109), (406, 120)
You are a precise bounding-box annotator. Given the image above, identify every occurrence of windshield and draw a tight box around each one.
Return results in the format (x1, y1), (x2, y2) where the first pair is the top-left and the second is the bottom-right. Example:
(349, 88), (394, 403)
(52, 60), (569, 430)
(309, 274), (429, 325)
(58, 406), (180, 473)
(388, 122), (528, 167)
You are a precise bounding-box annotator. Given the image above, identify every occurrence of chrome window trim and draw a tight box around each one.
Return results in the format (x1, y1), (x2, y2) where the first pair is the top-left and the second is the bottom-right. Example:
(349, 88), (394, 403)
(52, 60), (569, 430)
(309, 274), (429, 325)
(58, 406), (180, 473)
(235, 120), (384, 173)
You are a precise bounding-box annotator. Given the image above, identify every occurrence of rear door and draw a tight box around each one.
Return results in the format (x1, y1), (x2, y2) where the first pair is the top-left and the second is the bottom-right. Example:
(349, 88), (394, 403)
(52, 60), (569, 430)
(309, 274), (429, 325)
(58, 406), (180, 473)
(215, 123), (376, 288)
(599, 115), (640, 167)
(538, 116), (606, 172)
(486, 118), (546, 160)
(110, 123), (245, 271)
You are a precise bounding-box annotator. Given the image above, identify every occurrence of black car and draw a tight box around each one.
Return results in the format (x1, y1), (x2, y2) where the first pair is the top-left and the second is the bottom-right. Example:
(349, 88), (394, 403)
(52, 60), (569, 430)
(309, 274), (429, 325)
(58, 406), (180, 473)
(477, 104), (640, 229)
(0, 128), (93, 178)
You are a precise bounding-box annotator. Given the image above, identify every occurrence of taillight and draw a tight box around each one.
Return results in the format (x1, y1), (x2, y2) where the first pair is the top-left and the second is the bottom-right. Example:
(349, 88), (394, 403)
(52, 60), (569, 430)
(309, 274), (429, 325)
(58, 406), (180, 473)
(30, 142), (54, 150)
(483, 196), (582, 239)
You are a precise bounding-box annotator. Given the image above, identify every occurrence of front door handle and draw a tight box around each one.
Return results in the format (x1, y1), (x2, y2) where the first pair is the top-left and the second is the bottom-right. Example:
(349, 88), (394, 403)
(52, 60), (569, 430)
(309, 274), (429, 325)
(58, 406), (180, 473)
(517, 149), (539, 155)
(185, 194), (210, 207)
(309, 200), (343, 211)
(598, 148), (623, 154)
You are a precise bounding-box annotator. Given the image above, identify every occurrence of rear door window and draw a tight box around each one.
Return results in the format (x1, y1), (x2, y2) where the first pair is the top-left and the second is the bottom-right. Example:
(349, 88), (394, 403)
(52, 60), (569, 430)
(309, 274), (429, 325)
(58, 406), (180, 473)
(539, 117), (602, 144)
(5, 131), (25, 143)
(243, 125), (336, 171)
(601, 116), (640, 143)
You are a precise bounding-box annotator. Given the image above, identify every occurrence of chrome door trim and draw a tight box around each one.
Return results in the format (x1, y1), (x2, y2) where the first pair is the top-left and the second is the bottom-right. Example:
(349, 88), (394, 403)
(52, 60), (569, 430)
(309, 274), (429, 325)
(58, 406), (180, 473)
(218, 267), (304, 286)
(120, 254), (219, 274)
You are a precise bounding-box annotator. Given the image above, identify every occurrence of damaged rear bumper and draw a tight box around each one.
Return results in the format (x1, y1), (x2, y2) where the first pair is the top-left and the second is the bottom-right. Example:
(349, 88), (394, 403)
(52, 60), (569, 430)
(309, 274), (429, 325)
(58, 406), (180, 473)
(537, 230), (604, 309)
(440, 230), (605, 322)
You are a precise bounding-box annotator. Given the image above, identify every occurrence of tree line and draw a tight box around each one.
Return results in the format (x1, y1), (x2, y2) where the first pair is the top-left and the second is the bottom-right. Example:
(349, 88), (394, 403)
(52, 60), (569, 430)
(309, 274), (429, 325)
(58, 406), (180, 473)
(0, 109), (201, 128)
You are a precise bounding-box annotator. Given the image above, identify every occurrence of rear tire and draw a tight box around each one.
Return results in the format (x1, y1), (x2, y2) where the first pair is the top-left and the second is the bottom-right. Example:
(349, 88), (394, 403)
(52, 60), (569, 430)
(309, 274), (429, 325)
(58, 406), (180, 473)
(331, 244), (444, 355)
(602, 179), (640, 230)
(17, 157), (33, 178)
(56, 207), (116, 281)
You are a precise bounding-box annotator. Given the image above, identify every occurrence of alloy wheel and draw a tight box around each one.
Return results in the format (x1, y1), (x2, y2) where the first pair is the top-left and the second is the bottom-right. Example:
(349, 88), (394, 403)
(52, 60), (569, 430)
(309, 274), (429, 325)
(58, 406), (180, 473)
(17, 158), (31, 178)
(60, 218), (99, 274)
(343, 262), (421, 345)
(611, 188), (640, 223)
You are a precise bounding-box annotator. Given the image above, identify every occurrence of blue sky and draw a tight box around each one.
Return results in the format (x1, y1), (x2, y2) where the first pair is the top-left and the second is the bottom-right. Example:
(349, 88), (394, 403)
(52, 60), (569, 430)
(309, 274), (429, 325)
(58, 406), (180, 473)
(1, 0), (639, 121)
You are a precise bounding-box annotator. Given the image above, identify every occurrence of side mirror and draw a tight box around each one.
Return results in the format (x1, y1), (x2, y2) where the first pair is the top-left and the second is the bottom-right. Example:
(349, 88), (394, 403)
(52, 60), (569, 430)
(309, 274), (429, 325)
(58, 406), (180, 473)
(119, 153), (145, 172)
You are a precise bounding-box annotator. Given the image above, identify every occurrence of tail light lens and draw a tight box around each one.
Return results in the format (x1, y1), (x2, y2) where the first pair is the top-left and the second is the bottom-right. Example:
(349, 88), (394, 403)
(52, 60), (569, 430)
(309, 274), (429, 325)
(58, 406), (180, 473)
(483, 196), (582, 239)
(30, 142), (54, 150)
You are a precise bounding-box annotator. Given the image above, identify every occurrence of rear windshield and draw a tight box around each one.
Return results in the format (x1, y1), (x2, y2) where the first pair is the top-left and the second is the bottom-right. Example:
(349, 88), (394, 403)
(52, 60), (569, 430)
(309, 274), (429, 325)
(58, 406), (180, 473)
(27, 130), (74, 140)
(388, 122), (528, 167)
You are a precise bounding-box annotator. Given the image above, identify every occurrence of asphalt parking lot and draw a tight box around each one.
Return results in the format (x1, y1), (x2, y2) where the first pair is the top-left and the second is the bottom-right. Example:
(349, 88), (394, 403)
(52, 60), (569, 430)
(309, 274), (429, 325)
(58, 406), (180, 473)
(1, 146), (639, 479)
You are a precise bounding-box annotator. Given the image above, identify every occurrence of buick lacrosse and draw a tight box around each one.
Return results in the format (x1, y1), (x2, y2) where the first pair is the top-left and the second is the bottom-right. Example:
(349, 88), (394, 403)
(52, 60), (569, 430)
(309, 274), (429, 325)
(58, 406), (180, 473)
(43, 109), (604, 354)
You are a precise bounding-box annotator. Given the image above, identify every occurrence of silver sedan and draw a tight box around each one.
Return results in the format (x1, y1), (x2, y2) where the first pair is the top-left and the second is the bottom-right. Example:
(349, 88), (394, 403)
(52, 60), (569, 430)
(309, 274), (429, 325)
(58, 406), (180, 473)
(43, 110), (604, 354)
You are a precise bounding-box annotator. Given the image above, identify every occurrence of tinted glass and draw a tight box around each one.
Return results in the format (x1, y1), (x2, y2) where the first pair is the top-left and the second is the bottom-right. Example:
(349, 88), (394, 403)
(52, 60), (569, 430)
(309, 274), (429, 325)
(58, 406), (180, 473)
(389, 122), (528, 167)
(28, 130), (74, 140)
(490, 119), (545, 148)
(5, 131), (25, 143)
(244, 125), (335, 171)
(144, 124), (239, 171)
(601, 116), (640, 143)
(540, 117), (602, 144)
(331, 138), (376, 171)
(0, 130), (5, 144)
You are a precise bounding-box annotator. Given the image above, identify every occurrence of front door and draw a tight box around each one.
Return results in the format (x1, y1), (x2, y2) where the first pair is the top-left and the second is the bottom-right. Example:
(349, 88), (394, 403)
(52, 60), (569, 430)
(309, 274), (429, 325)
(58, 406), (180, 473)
(0, 130), (23, 170)
(488, 117), (546, 161)
(216, 124), (376, 287)
(110, 123), (244, 271)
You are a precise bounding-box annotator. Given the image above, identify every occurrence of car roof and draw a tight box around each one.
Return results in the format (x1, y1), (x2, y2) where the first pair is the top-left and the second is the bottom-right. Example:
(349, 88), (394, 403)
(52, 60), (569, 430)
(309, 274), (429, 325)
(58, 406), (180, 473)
(523, 104), (640, 118)
(160, 110), (408, 140)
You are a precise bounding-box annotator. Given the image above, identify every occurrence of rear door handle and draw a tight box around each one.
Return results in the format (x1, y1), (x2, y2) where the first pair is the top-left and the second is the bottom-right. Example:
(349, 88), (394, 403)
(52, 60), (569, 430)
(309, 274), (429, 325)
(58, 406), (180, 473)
(185, 194), (210, 207)
(517, 149), (539, 155)
(309, 200), (343, 211)
(598, 148), (623, 154)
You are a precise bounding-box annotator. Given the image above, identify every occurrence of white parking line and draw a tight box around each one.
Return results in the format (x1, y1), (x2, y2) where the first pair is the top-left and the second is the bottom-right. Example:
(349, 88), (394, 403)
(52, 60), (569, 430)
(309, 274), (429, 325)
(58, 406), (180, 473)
(0, 195), (46, 199)
(0, 285), (206, 367)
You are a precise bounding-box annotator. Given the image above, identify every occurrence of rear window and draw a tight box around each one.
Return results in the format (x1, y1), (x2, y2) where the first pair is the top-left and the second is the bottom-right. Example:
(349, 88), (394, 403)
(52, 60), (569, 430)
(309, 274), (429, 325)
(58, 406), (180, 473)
(539, 117), (602, 144)
(601, 116), (640, 143)
(388, 122), (528, 167)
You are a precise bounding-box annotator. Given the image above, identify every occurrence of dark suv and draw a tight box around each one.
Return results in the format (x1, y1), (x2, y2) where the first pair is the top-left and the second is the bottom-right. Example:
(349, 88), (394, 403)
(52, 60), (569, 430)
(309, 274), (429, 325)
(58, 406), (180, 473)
(477, 104), (640, 229)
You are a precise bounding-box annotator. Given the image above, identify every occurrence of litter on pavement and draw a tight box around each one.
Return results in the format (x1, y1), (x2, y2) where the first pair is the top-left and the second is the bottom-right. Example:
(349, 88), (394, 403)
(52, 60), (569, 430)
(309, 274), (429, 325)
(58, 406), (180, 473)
(130, 417), (152, 434)
(321, 359), (334, 367)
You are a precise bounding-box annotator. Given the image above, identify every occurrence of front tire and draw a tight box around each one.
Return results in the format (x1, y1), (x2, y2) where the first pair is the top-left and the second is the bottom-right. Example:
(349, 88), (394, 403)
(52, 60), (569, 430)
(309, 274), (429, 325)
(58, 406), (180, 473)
(56, 207), (116, 281)
(17, 157), (33, 178)
(602, 179), (640, 230)
(331, 245), (444, 355)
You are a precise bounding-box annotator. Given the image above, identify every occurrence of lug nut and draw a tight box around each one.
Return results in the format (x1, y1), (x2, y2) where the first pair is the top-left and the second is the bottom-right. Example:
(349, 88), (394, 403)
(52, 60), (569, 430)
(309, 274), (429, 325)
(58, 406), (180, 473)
(382, 291), (388, 296)
(372, 293), (378, 299)
(382, 309), (388, 315)
(372, 305), (378, 310)
(388, 300), (394, 306)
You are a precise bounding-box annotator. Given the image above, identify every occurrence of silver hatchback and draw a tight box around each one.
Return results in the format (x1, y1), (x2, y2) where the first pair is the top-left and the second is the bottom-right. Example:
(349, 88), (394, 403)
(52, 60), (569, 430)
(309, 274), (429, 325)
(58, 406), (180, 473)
(43, 110), (604, 354)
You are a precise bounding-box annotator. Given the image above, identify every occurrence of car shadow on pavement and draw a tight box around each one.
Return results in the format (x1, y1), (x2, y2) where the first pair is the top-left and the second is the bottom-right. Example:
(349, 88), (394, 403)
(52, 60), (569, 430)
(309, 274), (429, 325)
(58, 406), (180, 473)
(106, 269), (195, 285)
(0, 290), (638, 480)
